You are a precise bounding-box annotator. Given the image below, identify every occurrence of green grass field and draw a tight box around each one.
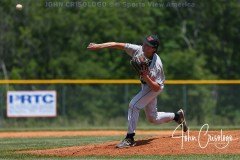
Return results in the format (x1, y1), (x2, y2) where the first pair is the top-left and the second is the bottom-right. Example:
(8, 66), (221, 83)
(0, 135), (240, 160)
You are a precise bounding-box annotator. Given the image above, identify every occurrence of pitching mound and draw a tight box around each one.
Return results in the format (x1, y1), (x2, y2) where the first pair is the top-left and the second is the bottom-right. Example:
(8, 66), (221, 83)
(21, 130), (240, 156)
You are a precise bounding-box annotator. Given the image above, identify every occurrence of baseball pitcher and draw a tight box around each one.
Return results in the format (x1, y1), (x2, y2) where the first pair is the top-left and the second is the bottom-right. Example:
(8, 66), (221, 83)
(87, 35), (188, 148)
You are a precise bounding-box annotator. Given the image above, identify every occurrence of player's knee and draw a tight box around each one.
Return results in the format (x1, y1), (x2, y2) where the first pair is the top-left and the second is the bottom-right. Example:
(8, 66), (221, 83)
(129, 100), (135, 109)
(147, 116), (157, 124)
(129, 102), (141, 111)
(149, 118), (156, 124)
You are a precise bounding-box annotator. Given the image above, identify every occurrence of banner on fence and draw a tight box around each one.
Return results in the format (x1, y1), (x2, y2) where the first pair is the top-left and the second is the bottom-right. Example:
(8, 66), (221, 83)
(7, 91), (57, 117)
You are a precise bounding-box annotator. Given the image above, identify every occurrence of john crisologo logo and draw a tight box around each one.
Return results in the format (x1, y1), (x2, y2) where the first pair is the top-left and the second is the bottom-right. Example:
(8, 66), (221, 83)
(172, 123), (237, 149)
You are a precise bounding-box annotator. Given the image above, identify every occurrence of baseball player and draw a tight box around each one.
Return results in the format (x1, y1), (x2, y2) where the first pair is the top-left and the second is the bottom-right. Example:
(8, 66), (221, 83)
(87, 35), (188, 148)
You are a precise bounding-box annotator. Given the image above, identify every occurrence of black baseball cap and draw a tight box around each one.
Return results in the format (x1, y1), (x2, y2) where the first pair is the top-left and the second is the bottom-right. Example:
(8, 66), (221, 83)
(143, 35), (160, 48)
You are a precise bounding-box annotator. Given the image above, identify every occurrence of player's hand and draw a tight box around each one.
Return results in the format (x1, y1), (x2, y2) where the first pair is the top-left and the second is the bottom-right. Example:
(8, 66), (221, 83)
(140, 65), (149, 79)
(87, 43), (101, 50)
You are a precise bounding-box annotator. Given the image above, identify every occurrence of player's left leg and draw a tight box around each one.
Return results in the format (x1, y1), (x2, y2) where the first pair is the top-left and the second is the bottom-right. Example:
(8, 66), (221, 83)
(116, 85), (160, 148)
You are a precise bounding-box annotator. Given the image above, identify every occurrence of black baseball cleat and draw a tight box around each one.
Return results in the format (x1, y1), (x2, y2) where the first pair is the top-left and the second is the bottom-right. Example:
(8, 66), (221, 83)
(116, 138), (136, 148)
(176, 109), (188, 132)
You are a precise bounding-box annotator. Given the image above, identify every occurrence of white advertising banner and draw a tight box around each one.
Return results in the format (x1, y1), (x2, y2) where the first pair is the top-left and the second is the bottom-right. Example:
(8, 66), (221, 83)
(7, 91), (57, 117)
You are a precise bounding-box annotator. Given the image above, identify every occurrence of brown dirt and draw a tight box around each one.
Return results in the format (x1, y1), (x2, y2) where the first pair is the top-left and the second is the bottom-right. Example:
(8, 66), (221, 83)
(15, 130), (240, 156)
(0, 130), (173, 138)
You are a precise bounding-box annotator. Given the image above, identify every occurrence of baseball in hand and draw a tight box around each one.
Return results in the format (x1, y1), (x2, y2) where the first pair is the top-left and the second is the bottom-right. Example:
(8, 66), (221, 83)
(16, 4), (23, 10)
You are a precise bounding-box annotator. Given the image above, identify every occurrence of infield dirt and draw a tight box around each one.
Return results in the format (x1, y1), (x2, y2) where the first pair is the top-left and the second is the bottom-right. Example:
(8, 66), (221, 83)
(12, 130), (240, 156)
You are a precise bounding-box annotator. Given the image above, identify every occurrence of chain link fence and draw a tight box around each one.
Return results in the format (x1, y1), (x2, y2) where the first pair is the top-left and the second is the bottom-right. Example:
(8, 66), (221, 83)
(0, 80), (239, 128)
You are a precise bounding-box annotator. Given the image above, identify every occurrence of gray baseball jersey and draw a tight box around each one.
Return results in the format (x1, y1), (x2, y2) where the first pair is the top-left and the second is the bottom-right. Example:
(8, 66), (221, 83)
(124, 43), (174, 134)
(125, 43), (165, 87)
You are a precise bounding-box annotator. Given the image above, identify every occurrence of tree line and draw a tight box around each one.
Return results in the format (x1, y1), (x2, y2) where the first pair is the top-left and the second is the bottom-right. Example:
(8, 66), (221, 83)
(0, 0), (239, 126)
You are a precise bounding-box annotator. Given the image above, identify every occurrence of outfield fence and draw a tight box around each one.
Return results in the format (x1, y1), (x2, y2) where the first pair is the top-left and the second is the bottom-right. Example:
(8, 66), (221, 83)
(0, 80), (239, 128)
(0, 79), (240, 84)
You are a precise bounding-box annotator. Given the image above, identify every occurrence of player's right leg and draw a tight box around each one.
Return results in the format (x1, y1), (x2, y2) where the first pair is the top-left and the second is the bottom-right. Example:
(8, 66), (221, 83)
(144, 98), (175, 124)
(175, 109), (188, 132)
(144, 101), (188, 132)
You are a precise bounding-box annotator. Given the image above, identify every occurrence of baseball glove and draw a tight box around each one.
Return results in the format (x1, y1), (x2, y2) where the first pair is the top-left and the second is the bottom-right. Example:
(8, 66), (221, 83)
(130, 54), (150, 75)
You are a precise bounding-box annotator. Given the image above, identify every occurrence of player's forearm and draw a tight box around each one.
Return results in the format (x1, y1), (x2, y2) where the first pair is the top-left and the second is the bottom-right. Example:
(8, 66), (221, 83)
(96, 42), (116, 49)
(144, 76), (161, 92)
(87, 42), (125, 50)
